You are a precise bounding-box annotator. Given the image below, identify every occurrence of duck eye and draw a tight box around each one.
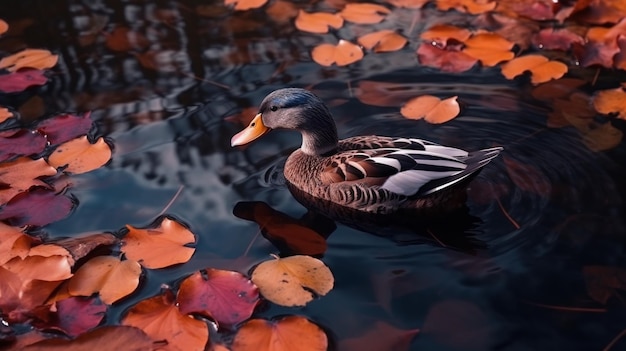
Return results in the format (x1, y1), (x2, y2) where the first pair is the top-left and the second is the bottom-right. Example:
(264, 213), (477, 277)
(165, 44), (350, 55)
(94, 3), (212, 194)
(250, 122), (255, 127)
(270, 106), (278, 112)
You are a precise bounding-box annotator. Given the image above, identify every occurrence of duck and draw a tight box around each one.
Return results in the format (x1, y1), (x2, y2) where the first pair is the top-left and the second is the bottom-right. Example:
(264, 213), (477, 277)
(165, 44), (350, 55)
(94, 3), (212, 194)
(231, 88), (502, 214)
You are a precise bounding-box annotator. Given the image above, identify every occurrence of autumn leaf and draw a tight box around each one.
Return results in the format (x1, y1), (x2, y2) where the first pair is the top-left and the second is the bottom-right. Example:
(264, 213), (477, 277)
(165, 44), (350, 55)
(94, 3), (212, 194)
(416, 43), (477, 73)
(0, 157), (56, 204)
(358, 30), (407, 52)
(0, 106), (12, 123)
(500, 55), (568, 85)
(0, 19), (8, 35)
(2, 243), (74, 281)
(68, 256), (142, 304)
(0, 267), (64, 323)
(386, 0), (430, 8)
(122, 289), (209, 351)
(232, 316), (327, 351)
(0, 49), (58, 72)
(251, 255), (333, 307)
(104, 26), (149, 52)
(0, 70), (48, 93)
(294, 10), (343, 34)
(593, 87), (626, 119)
(53, 233), (119, 262)
(0, 188), (75, 227)
(0, 129), (47, 162)
(340, 321), (419, 351)
(34, 296), (107, 337)
(20, 326), (157, 351)
(37, 112), (94, 145)
(224, 0), (268, 11)
(48, 136), (111, 174)
(0, 221), (34, 265)
(420, 24), (471, 44)
(462, 32), (514, 66)
(437, 0), (496, 14)
(531, 28), (584, 51)
(178, 268), (259, 328)
(339, 3), (391, 24)
(401, 95), (460, 123)
(311, 40), (364, 67)
(121, 217), (196, 269)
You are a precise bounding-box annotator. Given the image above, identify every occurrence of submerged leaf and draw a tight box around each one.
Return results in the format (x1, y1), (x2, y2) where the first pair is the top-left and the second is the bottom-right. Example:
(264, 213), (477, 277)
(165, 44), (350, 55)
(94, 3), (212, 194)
(251, 255), (333, 307)
(232, 316), (327, 351)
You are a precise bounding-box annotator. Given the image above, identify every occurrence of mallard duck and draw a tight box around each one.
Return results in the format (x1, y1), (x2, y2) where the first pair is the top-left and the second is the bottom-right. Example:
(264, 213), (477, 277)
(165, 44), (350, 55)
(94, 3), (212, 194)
(231, 88), (502, 214)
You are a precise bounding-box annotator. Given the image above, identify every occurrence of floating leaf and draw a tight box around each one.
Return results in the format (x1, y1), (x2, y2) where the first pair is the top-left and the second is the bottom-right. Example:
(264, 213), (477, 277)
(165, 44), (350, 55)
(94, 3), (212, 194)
(500, 55), (568, 84)
(20, 326), (156, 351)
(311, 40), (364, 67)
(531, 28), (584, 51)
(0, 70), (48, 93)
(416, 43), (477, 73)
(294, 10), (343, 34)
(37, 112), (93, 145)
(48, 136), (112, 174)
(0, 267), (64, 323)
(0, 49), (58, 72)
(2, 243), (74, 281)
(54, 233), (119, 262)
(462, 32), (514, 66)
(35, 297), (107, 337)
(437, 0), (496, 14)
(0, 129), (47, 162)
(358, 30), (407, 52)
(339, 3), (391, 24)
(420, 24), (471, 44)
(0, 222), (34, 265)
(340, 321), (419, 351)
(386, 0), (430, 8)
(0, 19), (7, 35)
(266, 0), (299, 24)
(0, 157), (56, 205)
(121, 217), (196, 269)
(68, 256), (141, 304)
(593, 87), (626, 119)
(178, 268), (259, 328)
(122, 290), (209, 351)
(232, 316), (327, 351)
(251, 255), (333, 307)
(224, 0), (268, 11)
(0, 107), (12, 123)
(0, 188), (74, 227)
(401, 95), (460, 124)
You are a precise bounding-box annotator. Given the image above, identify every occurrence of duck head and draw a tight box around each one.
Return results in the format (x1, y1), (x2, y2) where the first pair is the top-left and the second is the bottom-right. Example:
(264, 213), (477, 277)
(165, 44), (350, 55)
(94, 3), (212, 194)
(231, 88), (339, 156)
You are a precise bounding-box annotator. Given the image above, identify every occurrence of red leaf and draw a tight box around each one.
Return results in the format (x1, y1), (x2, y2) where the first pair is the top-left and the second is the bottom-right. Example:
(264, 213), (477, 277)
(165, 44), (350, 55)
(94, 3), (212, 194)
(19, 325), (157, 350)
(531, 28), (584, 51)
(0, 129), (47, 162)
(0, 70), (48, 93)
(416, 43), (477, 73)
(178, 269), (259, 328)
(34, 297), (107, 337)
(0, 188), (75, 226)
(36, 112), (93, 145)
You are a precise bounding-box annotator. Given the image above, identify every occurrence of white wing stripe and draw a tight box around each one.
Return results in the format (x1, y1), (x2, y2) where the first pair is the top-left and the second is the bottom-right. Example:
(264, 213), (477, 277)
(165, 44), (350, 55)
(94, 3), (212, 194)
(381, 170), (462, 195)
(369, 157), (401, 171)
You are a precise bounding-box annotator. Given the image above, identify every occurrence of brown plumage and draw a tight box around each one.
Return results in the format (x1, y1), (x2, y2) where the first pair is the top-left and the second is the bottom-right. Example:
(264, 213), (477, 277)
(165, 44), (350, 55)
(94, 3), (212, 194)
(231, 88), (502, 214)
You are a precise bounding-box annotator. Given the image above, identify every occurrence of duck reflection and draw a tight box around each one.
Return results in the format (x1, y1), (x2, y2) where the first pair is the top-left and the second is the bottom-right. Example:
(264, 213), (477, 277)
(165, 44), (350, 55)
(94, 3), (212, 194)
(234, 186), (486, 256)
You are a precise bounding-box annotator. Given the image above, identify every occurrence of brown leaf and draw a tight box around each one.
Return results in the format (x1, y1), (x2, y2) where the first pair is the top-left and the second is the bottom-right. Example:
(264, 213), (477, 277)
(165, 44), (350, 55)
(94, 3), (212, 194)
(53, 233), (119, 262)
(121, 217), (196, 269)
(20, 326), (157, 351)
(0, 267), (64, 323)
(48, 136), (112, 174)
(232, 316), (327, 351)
(250, 255), (334, 307)
(294, 10), (343, 34)
(401, 95), (460, 123)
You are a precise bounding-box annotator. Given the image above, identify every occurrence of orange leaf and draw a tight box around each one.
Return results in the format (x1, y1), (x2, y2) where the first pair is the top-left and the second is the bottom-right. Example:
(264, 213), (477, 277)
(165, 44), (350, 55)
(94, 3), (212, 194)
(420, 24), (471, 44)
(463, 32), (515, 66)
(21, 326), (157, 351)
(500, 55), (568, 84)
(48, 136), (112, 174)
(68, 256), (142, 304)
(311, 39), (363, 67)
(358, 30), (407, 52)
(0, 107), (12, 123)
(0, 222), (33, 265)
(0, 49), (58, 72)
(0, 267), (64, 322)
(121, 217), (196, 269)
(386, 0), (430, 8)
(250, 255), (333, 307)
(436, 0), (496, 14)
(401, 95), (460, 123)
(0, 19), (8, 35)
(224, 0), (268, 10)
(339, 3), (391, 24)
(0, 157), (57, 205)
(122, 290), (209, 351)
(294, 10), (343, 34)
(593, 87), (626, 119)
(232, 316), (327, 351)
(3, 244), (74, 281)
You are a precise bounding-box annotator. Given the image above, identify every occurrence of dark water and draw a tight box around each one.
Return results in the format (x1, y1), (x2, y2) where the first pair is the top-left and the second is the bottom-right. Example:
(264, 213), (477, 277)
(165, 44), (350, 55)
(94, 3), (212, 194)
(2, 1), (626, 350)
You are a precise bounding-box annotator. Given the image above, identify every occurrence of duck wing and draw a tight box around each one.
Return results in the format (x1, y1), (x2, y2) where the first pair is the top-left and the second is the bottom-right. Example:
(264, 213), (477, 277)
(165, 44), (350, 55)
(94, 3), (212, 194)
(322, 136), (502, 197)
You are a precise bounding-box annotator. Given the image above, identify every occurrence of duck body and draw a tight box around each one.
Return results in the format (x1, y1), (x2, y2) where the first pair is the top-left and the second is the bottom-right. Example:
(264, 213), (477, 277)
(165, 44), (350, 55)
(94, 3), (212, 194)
(231, 88), (502, 214)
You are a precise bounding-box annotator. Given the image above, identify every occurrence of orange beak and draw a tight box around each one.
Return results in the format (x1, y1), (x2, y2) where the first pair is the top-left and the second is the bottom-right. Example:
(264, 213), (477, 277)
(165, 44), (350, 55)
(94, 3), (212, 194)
(231, 113), (270, 147)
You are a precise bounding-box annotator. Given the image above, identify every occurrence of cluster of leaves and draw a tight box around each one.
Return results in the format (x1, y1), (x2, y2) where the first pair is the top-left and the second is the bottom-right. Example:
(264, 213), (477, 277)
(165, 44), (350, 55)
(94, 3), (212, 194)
(220, 0), (626, 146)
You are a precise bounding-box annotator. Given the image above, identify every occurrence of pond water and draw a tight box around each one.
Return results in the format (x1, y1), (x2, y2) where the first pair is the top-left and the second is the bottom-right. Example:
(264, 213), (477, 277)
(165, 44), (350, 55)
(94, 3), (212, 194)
(2, 1), (626, 350)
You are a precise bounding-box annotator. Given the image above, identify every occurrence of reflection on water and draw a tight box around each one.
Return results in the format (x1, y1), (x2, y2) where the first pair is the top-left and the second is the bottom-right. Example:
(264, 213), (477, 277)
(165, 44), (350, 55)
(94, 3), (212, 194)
(2, 0), (626, 350)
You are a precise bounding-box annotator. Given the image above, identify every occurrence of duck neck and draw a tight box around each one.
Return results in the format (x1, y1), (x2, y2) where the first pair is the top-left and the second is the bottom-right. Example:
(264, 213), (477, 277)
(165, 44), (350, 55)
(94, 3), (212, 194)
(300, 129), (338, 157)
